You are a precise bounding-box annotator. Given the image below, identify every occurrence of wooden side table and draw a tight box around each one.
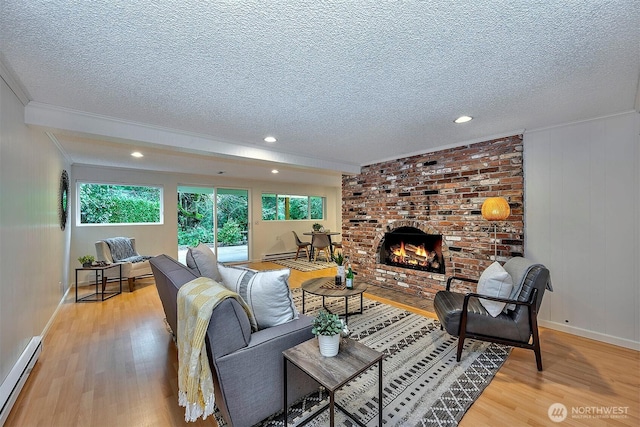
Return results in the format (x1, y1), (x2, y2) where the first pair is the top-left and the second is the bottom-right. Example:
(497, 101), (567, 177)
(283, 337), (383, 427)
(301, 277), (367, 325)
(75, 263), (122, 302)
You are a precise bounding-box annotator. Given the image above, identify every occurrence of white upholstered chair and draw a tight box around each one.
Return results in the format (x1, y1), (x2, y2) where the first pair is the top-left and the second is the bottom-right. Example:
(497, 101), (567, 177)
(95, 237), (153, 292)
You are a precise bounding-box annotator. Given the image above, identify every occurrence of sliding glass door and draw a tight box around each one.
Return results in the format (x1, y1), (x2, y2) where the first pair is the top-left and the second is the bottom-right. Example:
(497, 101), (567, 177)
(177, 186), (249, 263)
(215, 188), (249, 262)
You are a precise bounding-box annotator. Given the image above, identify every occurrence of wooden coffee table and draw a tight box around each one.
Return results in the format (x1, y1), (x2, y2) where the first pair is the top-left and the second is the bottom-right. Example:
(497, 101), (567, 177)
(283, 337), (383, 426)
(300, 277), (367, 325)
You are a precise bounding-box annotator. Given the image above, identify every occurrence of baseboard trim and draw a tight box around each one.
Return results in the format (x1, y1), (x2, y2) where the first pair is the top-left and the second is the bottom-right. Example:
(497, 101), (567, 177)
(0, 337), (42, 425)
(539, 319), (640, 351)
(41, 284), (71, 338)
(262, 251), (298, 261)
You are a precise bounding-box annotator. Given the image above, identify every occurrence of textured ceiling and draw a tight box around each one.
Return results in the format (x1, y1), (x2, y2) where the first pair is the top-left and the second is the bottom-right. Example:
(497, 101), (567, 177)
(1, 1), (639, 184)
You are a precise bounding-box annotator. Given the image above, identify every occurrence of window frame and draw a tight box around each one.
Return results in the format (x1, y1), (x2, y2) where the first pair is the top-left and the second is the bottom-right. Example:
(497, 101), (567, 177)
(76, 181), (164, 226)
(261, 193), (325, 221)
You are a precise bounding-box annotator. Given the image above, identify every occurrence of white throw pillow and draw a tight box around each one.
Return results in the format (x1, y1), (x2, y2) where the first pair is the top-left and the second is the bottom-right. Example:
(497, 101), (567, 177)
(476, 262), (513, 317)
(186, 243), (221, 282)
(217, 264), (299, 330)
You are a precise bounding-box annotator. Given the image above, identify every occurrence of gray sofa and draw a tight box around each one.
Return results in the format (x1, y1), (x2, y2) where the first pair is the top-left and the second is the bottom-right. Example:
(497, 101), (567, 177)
(149, 254), (317, 426)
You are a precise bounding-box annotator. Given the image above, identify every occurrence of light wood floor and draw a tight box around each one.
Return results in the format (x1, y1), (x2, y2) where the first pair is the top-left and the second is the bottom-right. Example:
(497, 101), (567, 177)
(6, 263), (639, 426)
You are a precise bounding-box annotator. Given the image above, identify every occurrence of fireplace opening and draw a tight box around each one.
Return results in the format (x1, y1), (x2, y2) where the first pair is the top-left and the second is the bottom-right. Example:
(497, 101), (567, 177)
(380, 227), (445, 274)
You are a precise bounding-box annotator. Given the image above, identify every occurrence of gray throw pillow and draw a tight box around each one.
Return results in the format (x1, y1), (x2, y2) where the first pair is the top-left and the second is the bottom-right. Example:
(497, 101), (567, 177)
(186, 243), (221, 282)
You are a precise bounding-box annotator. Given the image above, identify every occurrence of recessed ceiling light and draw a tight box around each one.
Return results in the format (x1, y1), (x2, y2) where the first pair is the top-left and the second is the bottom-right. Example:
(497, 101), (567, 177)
(271, 169), (279, 174)
(131, 151), (143, 158)
(264, 136), (277, 143)
(454, 116), (473, 124)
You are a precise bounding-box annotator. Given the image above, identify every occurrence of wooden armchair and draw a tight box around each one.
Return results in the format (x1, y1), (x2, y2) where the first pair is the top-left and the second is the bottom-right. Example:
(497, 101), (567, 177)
(434, 257), (552, 370)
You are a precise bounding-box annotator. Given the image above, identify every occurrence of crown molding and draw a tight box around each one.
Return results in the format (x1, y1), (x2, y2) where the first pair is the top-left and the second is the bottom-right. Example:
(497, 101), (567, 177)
(362, 129), (525, 167)
(0, 56), (30, 105)
(525, 110), (638, 134)
(45, 132), (73, 165)
(24, 102), (362, 174)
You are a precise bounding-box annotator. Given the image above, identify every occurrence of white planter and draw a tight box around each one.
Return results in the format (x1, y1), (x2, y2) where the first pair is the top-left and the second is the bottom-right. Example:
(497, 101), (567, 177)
(317, 334), (340, 357)
(337, 266), (346, 284)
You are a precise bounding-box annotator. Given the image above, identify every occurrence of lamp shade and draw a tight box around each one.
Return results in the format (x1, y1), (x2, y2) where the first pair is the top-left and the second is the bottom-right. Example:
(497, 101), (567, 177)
(481, 197), (511, 221)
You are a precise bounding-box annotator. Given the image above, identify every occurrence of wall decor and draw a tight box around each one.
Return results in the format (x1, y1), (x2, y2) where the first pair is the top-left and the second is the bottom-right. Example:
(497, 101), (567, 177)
(59, 170), (69, 230)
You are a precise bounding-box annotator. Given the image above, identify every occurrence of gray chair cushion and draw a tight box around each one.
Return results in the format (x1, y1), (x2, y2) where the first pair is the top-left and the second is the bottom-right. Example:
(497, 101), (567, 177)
(511, 265), (551, 325)
(503, 257), (540, 310)
(434, 291), (531, 343)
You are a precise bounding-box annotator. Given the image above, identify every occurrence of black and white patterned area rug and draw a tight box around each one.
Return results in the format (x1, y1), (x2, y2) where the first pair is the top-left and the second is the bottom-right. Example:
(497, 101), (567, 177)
(272, 258), (337, 272)
(216, 290), (510, 427)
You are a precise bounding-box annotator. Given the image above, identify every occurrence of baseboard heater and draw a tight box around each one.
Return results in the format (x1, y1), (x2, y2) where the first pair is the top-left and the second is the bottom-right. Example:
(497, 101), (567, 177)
(262, 251), (297, 261)
(0, 336), (42, 425)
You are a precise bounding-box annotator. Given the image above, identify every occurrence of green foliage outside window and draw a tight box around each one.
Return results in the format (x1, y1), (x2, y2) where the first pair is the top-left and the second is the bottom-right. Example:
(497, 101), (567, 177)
(261, 193), (325, 221)
(79, 183), (162, 224)
(262, 194), (277, 220)
(217, 218), (243, 245)
(216, 193), (248, 231)
(178, 188), (248, 246)
(310, 196), (323, 219)
(178, 192), (214, 246)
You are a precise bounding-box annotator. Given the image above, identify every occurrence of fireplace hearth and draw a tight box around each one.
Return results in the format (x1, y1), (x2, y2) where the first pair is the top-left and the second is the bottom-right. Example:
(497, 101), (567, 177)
(380, 227), (445, 274)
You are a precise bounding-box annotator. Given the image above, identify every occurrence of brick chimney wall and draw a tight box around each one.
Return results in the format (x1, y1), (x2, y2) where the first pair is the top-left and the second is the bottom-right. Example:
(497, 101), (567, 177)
(341, 135), (524, 300)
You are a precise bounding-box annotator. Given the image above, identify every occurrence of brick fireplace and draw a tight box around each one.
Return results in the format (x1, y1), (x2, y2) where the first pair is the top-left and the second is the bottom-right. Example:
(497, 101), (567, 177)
(340, 135), (524, 300)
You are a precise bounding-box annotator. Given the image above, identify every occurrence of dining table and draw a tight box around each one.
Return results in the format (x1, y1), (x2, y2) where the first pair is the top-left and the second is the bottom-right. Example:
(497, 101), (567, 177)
(303, 231), (341, 260)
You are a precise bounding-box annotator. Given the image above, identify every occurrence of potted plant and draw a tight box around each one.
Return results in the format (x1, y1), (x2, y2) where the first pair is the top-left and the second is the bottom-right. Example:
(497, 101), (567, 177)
(312, 310), (343, 357)
(78, 255), (95, 268)
(312, 223), (322, 232)
(333, 252), (345, 283)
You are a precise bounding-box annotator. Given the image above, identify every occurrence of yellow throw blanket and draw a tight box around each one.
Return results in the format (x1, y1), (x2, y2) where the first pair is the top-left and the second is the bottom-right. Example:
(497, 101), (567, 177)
(176, 277), (252, 422)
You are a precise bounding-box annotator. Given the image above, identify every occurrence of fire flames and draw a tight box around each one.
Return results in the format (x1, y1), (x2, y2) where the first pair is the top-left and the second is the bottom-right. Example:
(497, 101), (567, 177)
(390, 241), (441, 270)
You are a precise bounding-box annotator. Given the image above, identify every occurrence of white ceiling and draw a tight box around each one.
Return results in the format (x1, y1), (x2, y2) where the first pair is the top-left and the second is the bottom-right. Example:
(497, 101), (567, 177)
(1, 1), (639, 186)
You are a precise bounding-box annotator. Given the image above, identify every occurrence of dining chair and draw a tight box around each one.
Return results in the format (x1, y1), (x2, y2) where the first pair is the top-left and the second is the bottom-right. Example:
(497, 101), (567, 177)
(292, 231), (311, 261)
(331, 241), (342, 256)
(311, 233), (332, 262)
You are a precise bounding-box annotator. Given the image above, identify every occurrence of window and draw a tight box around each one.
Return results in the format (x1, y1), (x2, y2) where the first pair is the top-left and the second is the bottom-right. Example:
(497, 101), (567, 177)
(78, 183), (163, 225)
(261, 193), (325, 221)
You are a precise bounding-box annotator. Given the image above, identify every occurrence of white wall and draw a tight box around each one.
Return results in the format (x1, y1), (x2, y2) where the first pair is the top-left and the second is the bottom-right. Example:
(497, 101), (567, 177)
(0, 78), (70, 383)
(524, 111), (640, 350)
(71, 165), (341, 279)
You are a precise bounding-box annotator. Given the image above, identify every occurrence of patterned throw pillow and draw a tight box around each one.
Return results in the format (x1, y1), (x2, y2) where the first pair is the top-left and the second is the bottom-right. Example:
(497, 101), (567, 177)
(186, 243), (221, 282)
(476, 261), (513, 317)
(217, 264), (299, 330)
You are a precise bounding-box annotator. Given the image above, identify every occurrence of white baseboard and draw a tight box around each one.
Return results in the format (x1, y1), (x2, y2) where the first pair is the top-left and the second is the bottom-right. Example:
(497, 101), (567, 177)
(539, 319), (640, 351)
(40, 285), (71, 338)
(0, 285), (70, 424)
(262, 251), (298, 261)
(0, 337), (42, 425)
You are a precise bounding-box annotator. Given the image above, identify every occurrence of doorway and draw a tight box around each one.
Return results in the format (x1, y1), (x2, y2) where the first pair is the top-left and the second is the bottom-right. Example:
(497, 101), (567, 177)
(177, 186), (249, 263)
